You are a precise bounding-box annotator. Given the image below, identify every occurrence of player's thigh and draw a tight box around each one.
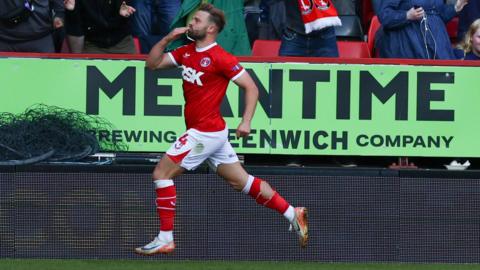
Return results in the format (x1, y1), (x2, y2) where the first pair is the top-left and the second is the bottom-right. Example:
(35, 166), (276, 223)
(152, 154), (185, 180)
(211, 142), (248, 190)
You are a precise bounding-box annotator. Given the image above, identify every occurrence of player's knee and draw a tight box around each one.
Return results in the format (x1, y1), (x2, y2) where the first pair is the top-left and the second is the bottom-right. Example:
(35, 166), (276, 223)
(152, 156), (183, 180)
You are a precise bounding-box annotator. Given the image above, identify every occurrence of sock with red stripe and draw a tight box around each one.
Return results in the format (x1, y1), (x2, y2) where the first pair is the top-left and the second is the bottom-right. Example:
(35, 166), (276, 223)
(242, 175), (295, 222)
(154, 179), (176, 239)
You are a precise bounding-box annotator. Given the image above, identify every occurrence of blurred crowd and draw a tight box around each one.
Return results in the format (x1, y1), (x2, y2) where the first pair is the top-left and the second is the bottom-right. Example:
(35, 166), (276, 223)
(0, 0), (478, 60)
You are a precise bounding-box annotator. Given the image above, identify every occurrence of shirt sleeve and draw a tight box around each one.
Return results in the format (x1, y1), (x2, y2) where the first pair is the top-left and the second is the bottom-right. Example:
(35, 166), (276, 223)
(217, 52), (245, 81)
(168, 45), (189, 67)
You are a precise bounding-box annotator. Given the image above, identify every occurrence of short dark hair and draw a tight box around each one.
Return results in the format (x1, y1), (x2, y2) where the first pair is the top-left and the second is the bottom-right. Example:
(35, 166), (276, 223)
(198, 3), (226, 33)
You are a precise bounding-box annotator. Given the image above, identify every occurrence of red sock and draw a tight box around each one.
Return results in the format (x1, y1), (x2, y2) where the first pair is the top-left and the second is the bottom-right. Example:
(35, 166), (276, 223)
(155, 185), (176, 231)
(248, 177), (290, 214)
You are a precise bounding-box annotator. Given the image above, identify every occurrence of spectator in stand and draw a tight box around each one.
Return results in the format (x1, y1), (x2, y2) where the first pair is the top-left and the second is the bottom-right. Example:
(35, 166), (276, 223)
(279, 0), (341, 57)
(0, 0), (64, 53)
(456, 0), (479, 41)
(64, 0), (136, 54)
(376, 0), (468, 59)
(244, 0), (262, 46)
(131, 0), (181, 54)
(255, 0), (286, 41)
(457, 18), (480, 60)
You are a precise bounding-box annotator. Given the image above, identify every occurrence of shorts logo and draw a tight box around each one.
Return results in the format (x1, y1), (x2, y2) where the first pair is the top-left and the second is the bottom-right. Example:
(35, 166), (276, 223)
(194, 143), (205, 153)
(200, 57), (211, 67)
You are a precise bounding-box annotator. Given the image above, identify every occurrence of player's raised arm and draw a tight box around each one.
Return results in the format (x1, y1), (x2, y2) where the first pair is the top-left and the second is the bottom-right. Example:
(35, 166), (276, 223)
(232, 71), (259, 138)
(146, 27), (188, 70)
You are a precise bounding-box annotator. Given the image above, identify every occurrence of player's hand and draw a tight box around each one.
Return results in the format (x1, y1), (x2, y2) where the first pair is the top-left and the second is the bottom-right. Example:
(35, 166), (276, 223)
(166, 27), (189, 42)
(455, 0), (468, 12)
(119, 1), (136, 17)
(236, 120), (251, 138)
(53, 17), (64, 29)
(406, 7), (424, 21)
(64, 0), (75, 10)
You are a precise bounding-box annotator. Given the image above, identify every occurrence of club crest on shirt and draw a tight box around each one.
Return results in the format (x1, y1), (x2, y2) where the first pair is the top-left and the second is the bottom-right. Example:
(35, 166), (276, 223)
(200, 57), (211, 67)
(314, 0), (330, 10)
(298, 0), (330, 14)
(298, 0), (312, 14)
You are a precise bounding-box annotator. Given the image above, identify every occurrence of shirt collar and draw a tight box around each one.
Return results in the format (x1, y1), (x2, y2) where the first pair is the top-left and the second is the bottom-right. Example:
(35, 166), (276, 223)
(196, 42), (217, 52)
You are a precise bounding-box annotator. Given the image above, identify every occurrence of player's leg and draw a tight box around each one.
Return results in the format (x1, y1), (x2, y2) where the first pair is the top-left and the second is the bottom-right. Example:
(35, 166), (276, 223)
(211, 144), (309, 248)
(216, 162), (288, 212)
(136, 129), (226, 255)
(135, 154), (184, 255)
(135, 130), (196, 255)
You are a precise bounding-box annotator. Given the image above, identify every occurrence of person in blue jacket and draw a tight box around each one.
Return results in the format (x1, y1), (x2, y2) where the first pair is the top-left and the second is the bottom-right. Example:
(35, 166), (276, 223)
(457, 0), (480, 41)
(376, 0), (468, 59)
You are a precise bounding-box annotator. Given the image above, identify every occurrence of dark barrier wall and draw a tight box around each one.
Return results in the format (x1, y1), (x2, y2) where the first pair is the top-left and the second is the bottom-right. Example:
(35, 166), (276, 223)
(0, 166), (479, 262)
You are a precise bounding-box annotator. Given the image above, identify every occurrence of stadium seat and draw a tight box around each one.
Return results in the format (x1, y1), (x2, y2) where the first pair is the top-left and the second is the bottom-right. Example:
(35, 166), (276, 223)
(337, 41), (371, 58)
(361, 0), (375, 31)
(252, 39), (371, 58)
(446, 16), (459, 44)
(251, 39), (281, 57)
(133, 37), (142, 54)
(335, 15), (365, 41)
(367, 15), (381, 57)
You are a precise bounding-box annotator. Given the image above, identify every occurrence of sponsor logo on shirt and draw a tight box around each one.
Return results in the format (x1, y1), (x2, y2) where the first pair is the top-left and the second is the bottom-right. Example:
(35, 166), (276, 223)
(181, 65), (204, 86)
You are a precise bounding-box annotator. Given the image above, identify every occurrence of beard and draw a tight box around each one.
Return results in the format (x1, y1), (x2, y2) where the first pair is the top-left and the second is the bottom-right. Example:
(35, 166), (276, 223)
(187, 28), (207, 41)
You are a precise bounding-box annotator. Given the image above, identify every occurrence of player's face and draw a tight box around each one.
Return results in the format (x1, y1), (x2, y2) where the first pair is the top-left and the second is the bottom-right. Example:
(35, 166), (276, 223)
(187, 11), (212, 41)
(472, 28), (480, 55)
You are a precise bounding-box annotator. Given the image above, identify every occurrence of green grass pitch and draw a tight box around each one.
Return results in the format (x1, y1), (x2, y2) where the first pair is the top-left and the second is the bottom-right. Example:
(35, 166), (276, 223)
(1, 260), (480, 270)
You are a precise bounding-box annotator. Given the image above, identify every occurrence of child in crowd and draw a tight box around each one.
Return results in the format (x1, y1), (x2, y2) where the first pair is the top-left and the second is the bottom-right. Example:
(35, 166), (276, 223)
(457, 18), (480, 60)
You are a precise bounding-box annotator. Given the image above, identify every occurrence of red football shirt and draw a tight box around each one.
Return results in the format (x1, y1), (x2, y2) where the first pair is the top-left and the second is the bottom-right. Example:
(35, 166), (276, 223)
(168, 42), (245, 132)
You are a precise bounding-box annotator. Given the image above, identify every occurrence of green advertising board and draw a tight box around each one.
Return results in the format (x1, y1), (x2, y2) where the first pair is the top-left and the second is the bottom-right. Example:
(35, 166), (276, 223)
(1, 57), (479, 157)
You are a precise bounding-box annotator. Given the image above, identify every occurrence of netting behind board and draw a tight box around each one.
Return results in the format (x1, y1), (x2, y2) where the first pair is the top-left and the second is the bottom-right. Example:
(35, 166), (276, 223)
(0, 104), (127, 165)
(1, 172), (479, 262)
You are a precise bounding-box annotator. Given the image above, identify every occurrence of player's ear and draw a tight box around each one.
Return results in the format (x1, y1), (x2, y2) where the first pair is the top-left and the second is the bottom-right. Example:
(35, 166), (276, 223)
(207, 23), (217, 34)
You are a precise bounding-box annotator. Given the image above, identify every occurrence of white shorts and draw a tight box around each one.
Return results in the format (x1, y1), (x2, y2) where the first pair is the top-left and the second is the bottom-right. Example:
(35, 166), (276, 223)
(166, 127), (239, 171)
